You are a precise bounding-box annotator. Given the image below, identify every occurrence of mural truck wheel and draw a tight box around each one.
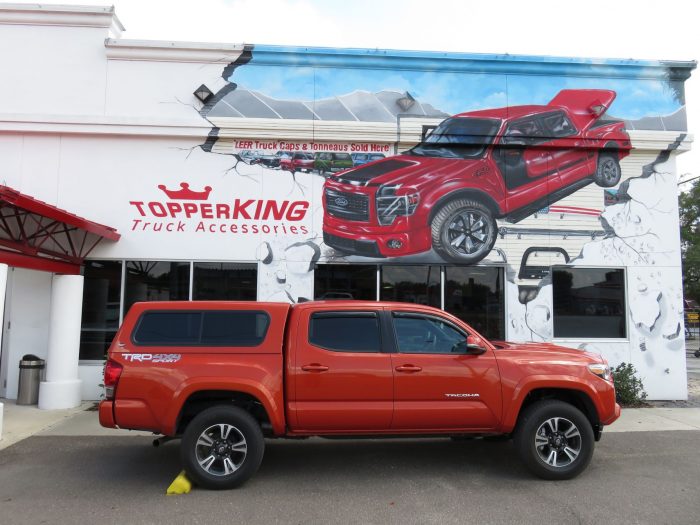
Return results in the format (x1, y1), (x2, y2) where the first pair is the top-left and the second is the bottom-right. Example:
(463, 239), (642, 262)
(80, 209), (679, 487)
(431, 198), (497, 264)
(594, 153), (621, 187)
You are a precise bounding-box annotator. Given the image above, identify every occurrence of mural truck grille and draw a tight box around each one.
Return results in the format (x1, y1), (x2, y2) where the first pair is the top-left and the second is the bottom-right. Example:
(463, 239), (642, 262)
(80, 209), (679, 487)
(325, 189), (370, 221)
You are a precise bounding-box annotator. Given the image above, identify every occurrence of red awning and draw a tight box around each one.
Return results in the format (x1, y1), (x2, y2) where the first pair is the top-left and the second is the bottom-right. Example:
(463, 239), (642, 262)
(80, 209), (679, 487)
(0, 185), (120, 274)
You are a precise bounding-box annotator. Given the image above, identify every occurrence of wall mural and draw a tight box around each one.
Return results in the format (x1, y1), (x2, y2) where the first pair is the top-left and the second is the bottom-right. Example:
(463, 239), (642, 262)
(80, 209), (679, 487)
(182, 45), (687, 397)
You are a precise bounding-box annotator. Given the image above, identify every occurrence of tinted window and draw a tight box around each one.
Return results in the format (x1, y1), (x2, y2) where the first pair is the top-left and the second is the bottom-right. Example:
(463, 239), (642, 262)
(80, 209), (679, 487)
(552, 268), (626, 338)
(444, 266), (505, 339)
(124, 261), (190, 314)
(201, 311), (270, 346)
(314, 264), (377, 300)
(309, 313), (381, 352)
(393, 314), (466, 354)
(80, 260), (122, 360)
(380, 265), (440, 307)
(133, 312), (201, 345)
(133, 310), (270, 346)
(193, 263), (257, 300)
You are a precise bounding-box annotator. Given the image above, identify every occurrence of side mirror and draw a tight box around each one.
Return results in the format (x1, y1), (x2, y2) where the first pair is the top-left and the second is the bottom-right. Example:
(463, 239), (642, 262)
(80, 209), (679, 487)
(452, 338), (487, 355)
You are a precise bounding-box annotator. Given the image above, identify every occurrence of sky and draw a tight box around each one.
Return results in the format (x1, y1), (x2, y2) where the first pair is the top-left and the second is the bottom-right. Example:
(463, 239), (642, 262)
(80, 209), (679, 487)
(10, 0), (698, 182)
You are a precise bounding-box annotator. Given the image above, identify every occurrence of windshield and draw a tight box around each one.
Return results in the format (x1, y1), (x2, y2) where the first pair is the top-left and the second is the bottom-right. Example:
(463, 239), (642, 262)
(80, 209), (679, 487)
(410, 117), (500, 159)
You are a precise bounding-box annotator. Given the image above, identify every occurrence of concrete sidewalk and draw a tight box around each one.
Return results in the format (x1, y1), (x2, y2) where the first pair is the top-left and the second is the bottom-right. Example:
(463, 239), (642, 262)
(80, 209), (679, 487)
(1, 399), (699, 452)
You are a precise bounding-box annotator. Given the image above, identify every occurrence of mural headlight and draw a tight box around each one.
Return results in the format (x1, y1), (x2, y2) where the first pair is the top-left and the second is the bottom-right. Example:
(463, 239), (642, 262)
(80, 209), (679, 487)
(376, 184), (419, 226)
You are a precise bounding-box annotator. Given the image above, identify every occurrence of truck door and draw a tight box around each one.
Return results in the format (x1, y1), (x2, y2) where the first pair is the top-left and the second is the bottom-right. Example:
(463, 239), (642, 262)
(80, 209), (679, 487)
(388, 310), (502, 431)
(290, 309), (394, 431)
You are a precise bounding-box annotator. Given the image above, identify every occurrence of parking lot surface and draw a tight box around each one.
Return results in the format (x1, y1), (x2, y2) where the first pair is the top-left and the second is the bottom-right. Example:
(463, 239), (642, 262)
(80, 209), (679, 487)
(1, 431), (699, 525)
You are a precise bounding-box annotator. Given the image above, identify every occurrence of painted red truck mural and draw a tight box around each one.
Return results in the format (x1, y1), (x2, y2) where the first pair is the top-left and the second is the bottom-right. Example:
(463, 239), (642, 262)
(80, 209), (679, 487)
(322, 89), (631, 263)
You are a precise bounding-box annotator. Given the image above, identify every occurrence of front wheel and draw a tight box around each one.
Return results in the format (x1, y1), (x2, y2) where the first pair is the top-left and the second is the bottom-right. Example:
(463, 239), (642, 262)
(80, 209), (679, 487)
(514, 400), (594, 480)
(431, 198), (497, 264)
(181, 406), (265, 490)
(594, 153), (621, 187)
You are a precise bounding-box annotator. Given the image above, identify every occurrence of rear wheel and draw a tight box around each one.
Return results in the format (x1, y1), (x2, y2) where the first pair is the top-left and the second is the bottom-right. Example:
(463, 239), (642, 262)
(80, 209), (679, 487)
(594, 153), (621, 187)
(514, 400), (594, 480)
(181, 406), (264, 490)
(431, 198), (497, 264)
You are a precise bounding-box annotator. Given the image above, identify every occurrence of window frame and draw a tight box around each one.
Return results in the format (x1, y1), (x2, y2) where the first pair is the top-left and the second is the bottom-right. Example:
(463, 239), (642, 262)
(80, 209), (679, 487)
(131, 309), (271, 347)
(308, 310), (384, 353)
(551, 265), (629, 342)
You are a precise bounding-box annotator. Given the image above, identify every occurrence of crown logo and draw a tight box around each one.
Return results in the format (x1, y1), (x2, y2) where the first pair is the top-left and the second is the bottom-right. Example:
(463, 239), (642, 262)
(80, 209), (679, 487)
(158, 182), (212, 200)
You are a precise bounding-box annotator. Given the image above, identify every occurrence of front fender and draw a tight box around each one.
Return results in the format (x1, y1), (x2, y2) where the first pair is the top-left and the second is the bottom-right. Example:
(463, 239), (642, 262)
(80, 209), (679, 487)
(499, 375), (604, 433)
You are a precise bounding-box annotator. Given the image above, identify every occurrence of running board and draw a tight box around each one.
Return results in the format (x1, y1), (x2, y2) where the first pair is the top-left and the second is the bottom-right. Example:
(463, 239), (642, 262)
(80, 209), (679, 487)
(504, 178), (594, 224)
(498, 227), (606, 239)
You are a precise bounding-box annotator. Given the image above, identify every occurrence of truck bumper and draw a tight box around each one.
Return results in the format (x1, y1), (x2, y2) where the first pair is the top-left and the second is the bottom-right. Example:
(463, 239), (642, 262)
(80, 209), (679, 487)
(323, 224), (432, 258)
(98, 400), (117, 428)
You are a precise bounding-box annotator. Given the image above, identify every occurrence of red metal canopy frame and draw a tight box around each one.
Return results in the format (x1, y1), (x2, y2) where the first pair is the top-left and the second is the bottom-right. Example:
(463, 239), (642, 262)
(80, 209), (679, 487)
(0, 185), (120, 274)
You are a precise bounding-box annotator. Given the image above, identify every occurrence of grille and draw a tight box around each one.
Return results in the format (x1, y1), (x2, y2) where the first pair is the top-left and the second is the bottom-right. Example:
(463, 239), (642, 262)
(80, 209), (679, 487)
(325, 188), (370, 222)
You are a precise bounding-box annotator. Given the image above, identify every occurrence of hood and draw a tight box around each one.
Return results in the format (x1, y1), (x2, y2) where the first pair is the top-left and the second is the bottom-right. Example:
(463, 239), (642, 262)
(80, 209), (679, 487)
(490, 340), (603, 364)
(334, 154), (480, 187)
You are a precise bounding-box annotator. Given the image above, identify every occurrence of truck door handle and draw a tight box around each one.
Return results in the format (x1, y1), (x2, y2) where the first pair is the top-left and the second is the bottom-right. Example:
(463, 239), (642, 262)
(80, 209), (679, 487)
(395, 365), (422, 373)
(301, 364), (329, 372)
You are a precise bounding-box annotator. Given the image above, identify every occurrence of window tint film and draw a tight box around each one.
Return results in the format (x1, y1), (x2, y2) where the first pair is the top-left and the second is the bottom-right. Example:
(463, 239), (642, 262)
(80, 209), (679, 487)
(309, 313), (381, 352)
(393, 314), (465, 354)
(552, 268), (626, 338)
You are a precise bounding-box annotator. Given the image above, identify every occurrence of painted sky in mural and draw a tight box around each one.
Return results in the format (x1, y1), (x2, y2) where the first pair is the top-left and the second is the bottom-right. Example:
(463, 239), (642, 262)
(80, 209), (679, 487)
(228, 46), (686, 122)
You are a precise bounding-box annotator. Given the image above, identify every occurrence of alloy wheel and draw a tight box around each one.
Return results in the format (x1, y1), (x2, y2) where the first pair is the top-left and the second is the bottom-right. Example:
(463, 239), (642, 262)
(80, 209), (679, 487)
(195, 423), (248, 477)
(534, 417), (582, 468)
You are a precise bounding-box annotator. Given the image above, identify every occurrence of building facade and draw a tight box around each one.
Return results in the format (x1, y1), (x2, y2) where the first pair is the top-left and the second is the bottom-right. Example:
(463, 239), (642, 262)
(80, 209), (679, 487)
(0, 4), (695, 405)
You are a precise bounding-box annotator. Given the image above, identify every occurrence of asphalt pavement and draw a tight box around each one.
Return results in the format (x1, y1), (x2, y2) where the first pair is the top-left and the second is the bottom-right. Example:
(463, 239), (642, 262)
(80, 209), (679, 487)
(1, 431), (699, 525)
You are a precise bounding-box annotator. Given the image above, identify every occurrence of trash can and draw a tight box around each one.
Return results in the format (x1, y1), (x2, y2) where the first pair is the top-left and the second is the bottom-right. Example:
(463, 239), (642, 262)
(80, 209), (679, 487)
(17, 354), (45, 405)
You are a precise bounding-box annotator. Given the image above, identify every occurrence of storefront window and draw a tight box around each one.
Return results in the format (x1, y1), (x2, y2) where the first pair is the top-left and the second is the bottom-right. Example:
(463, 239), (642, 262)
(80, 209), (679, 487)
(380, 265), (440, 308)
(314, 264), (377, 300)
(79, 260), (122, 360)
(553, 267), (626, 338)
(193, 262), (257, 300)
(444, 267), (505, 340)
(124, 261), (190, 314)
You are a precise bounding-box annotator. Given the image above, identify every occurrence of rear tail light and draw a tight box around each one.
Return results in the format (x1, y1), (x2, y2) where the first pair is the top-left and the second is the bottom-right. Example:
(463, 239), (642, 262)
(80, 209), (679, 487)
(103, 359), (123, 400)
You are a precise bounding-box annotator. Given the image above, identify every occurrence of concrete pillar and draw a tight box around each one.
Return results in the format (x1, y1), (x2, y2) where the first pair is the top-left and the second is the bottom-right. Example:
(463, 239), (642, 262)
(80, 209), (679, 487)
(38, 274), (84, 410)
(0, 263), (7, 400)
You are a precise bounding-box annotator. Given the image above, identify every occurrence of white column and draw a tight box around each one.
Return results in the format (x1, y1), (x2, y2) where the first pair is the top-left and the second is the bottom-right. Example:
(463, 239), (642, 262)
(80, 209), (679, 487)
(0, 263), (7, 356)
(0, 264), (6, 434)
(38, 274), (84, 410)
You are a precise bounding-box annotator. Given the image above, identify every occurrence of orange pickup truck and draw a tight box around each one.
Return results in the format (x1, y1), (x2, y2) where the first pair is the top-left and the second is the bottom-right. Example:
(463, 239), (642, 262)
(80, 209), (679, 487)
(99, 300), (620, 489)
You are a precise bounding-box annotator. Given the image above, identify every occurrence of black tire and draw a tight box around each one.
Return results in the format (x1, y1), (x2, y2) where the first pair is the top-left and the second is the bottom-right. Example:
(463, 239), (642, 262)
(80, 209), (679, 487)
(514, 400), (594, 480)
(694, 350), (700, 358)
(181, 406), (265, 490)
(594, 153), (621, 187)
(431, 198), (497, 264)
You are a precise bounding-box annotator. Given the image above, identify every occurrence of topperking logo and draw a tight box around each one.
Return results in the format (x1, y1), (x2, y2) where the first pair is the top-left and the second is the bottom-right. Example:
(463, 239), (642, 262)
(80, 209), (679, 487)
(129, 182), (310, 236)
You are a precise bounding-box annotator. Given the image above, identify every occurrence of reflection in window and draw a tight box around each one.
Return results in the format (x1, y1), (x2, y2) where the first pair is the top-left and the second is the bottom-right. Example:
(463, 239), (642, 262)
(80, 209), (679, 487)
(444, 267), (504, 340)
(553, 268), (626, 338)
(193, 263), (257, 300)
(79, 260), (122, 360)
(380, 266), (440, 308)
(314, 264), (377, 300)
(393, 314), (465, 354)
(125, 261), (190, 314)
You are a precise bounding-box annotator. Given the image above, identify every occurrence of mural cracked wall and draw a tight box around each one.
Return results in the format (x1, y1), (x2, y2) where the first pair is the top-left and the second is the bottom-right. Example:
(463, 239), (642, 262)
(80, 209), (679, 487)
(186, 45), (691, 398)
